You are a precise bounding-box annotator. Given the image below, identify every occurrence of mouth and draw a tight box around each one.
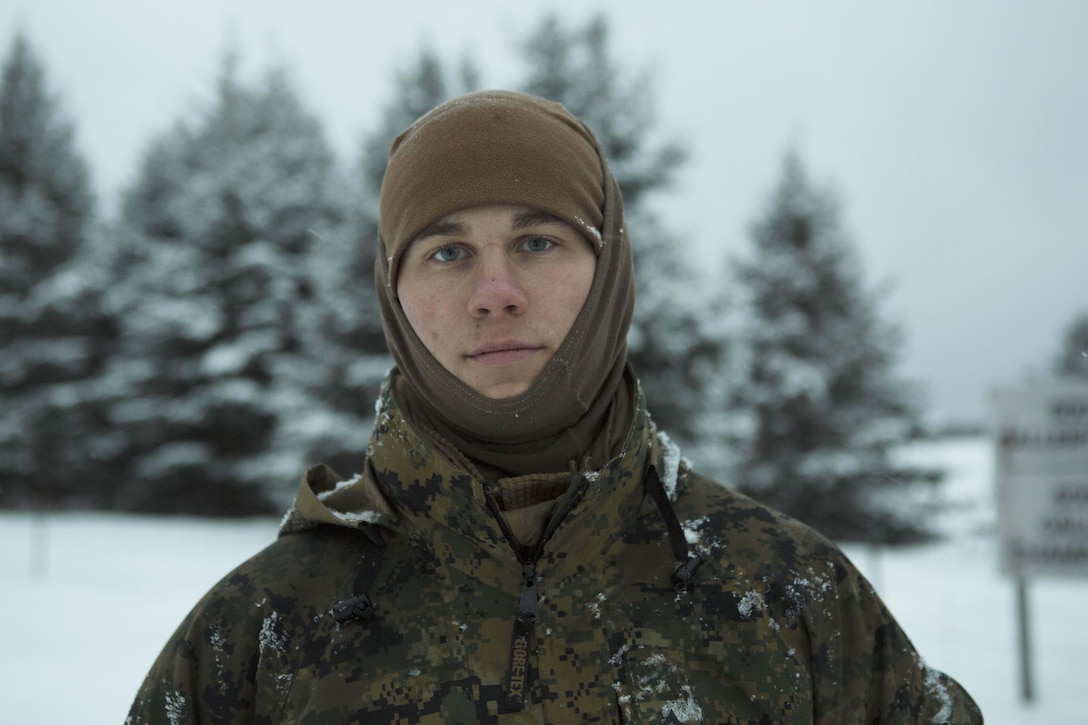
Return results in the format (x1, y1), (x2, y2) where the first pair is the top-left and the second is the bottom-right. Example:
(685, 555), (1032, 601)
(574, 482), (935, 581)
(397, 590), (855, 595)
(467, 341), (543, 366)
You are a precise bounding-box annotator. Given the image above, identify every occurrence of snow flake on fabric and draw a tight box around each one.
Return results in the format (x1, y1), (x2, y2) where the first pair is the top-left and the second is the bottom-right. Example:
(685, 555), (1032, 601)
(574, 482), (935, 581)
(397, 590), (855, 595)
(661, 685), (705, 723)
(657, 430), (682, 501)
(278, 507), (295, 531)
(312, 472), (384, 525)
(610, 642), (631, 666)
(206, 624), (230, 693)
(737, 589), (765, 619)
(585, 592), (607, 620)
(922, 658), (955, 723)
(164, 690), (189, 725)
(681, 516), (722, 560)
(786, 562), (836, 603)
(682, 516), (708, 546)
(633, 653), (671, 697)
(316, 473), (363, 500)
(373, 381), (393, 422)
(618, 652), (705, 723)
(574, 215), (604, 245)
(330, 509), (382, 525)
(259, 611), (286, 656)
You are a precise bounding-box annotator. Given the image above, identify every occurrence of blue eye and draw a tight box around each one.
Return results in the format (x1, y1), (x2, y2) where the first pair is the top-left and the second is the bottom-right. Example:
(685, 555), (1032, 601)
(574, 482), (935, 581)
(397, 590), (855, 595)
(433, 245), (463, 262)
(524, 236), (554, 253)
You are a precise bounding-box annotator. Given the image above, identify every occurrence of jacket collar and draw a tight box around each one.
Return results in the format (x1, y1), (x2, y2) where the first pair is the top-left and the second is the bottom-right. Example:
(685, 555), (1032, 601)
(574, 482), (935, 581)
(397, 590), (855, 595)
(281, 374), (677, 586)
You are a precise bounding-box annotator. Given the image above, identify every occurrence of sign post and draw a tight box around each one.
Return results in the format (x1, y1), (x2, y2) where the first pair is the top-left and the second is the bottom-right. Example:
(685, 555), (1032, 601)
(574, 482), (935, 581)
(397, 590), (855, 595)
(992, 381), (1088, 703)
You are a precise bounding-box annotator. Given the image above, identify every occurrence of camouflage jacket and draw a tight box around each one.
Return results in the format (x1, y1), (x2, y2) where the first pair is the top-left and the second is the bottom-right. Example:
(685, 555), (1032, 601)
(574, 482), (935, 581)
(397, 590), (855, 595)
(127, 380), (982, 724)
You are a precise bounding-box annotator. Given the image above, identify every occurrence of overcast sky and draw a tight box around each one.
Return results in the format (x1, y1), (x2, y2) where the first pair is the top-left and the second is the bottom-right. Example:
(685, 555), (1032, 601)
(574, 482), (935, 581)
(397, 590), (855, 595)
(4, 0), (1087, 424)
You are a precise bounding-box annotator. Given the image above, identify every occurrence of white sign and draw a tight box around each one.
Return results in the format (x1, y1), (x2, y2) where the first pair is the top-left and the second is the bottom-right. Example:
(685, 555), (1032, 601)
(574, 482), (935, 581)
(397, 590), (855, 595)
(992, 381), (1088, 578)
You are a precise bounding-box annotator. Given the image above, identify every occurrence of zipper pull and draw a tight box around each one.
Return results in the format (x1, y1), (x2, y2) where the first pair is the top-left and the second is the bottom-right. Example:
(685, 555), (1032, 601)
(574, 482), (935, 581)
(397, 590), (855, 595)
(505, 562), (538, 711)
(517, 562), (539, 623)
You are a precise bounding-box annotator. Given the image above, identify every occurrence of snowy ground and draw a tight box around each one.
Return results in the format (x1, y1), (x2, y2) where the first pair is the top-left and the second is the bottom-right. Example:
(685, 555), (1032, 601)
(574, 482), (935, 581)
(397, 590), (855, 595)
(1, 436), (1084, 723)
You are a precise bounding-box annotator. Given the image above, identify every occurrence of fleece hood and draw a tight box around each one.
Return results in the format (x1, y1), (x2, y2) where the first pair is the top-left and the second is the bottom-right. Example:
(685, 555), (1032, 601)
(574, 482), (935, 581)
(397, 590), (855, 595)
(375, 90), (636, 479)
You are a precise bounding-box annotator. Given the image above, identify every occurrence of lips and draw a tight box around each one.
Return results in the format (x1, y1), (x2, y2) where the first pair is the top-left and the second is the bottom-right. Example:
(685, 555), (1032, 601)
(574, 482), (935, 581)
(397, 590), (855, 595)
(467, 341), (543, 366)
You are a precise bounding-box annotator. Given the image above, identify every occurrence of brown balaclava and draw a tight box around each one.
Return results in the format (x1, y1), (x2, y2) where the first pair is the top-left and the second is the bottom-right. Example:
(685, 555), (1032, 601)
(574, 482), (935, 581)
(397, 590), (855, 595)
(375, 90), (636, 478)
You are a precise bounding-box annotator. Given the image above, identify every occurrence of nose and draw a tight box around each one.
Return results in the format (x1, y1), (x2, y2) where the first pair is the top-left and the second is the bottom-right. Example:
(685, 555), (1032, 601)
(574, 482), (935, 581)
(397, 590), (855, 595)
(468, 251), (527, 318)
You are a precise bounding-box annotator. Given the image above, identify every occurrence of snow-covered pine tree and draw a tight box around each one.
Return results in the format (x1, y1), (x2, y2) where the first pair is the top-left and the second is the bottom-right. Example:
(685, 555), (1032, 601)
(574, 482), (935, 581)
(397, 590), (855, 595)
(359, 49), (479, 211)
(0, 32), (111, 509)
(0, 32), (93, 298)
(518, 14), (684, 216)
(1053, 311), (1088, 379)
(290, 49), (482, 480)
(352, 48), (477, 364)
(517, 14), (731, 470)
(102, 56), (345, 514)
(728, 152), (942, 544)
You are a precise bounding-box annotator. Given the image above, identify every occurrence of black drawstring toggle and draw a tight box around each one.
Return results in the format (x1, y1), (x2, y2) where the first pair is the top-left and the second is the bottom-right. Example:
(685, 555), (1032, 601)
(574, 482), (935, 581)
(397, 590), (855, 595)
(330, 525), (386, 626)
(672, 553), (704, 590)
(331, 593), (377, 624)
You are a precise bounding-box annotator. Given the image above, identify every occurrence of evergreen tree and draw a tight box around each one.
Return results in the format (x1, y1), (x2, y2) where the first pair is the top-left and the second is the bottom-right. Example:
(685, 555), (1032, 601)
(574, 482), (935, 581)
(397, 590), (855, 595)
(345, 47), (478, 357)
(359, 49), (479, 209)
(101, 57), (344, 514)
(728, 152), (941, 544)
(1053, 311), (1088, 379)
(0, 32), (109, 509)
(519, 14), (684, 213)
(624, 210), (735, 475)
(0, 32), (93, 297)
(290, 49), (482, 481)
(516, 14), (729, 468)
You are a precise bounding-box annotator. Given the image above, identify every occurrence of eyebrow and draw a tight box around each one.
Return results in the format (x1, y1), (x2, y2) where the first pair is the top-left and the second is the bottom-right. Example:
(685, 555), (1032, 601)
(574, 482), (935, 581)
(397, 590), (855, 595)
(411, 209), (569, 245)
(412, 219), (467, 243)
(511, 210), (567, 231)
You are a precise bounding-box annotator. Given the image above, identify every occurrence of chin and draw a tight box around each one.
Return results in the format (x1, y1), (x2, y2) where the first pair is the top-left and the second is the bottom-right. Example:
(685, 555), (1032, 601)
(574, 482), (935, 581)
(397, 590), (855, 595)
(478, 381), (532, 399)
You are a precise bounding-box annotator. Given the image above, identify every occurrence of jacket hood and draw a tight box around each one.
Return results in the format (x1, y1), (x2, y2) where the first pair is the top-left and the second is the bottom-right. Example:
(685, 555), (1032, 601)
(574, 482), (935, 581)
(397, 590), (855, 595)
(278, 373), (683, 552)
(279, 461), (399, 536)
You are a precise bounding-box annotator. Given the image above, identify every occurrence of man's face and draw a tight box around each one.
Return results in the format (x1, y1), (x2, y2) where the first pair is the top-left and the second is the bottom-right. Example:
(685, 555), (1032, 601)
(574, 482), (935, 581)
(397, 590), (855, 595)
(397, 204), (597, 399)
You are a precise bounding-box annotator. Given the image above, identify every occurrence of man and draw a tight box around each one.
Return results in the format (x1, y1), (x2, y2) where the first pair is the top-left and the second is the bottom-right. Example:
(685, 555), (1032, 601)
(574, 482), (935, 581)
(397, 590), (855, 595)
(127, 90), (982, 723)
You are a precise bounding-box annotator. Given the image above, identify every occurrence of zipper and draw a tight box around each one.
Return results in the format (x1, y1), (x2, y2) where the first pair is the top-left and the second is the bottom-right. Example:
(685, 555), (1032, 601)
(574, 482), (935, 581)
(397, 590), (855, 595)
(485, 467), (591, 712)
(506, 561), (538, 710)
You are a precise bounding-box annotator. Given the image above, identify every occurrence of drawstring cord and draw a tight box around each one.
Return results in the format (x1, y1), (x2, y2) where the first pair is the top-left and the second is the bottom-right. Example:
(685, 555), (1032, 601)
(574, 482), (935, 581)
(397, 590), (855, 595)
(331, 524), (387, 625)
(645, 465), (704, 590)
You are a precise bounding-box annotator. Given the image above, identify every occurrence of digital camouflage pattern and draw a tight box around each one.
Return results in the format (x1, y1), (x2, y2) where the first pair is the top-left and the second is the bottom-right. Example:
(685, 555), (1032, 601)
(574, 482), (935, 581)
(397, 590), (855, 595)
(127, 376), (983, 723)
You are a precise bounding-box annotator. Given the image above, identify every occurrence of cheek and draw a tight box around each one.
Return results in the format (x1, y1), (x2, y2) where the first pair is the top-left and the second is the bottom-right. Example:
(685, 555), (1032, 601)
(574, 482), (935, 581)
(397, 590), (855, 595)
(401, 297), (430, 336)
(563, 262), (596, 321)
(400, 292), (446, 351)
